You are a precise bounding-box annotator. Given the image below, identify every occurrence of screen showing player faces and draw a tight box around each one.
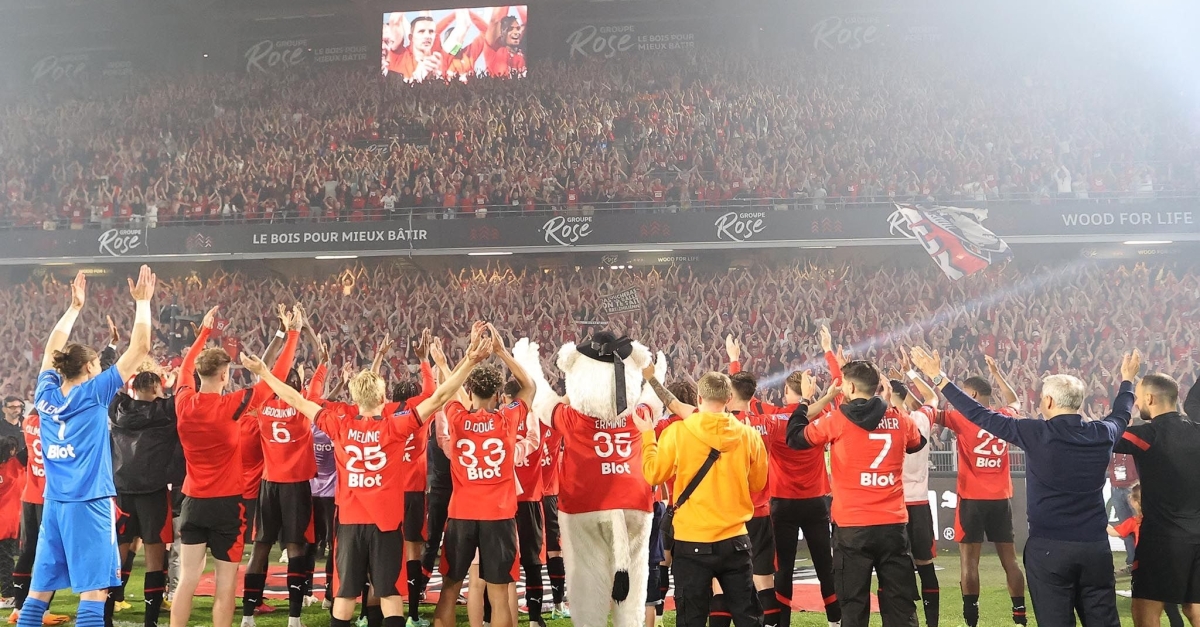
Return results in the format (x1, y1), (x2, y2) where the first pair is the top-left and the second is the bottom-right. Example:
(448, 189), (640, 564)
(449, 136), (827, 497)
(382, 6), (528, 82)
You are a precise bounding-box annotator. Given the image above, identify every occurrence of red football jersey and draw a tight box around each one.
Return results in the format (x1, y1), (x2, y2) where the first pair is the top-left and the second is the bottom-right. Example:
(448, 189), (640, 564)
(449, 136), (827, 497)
(398, 363), (435, 493)
(539, 424), (564, 497)
(177, 327), (298, 499)
(445, 400), (524, 521)
(21, 414), (44, 505)
(239, 415), (265, 499)
(801, 406), (922, 527)
(550, 404), (653, 515)
(255, 397), (316, 483)
(316, 401), (422, 532)
(942, 406), (1018, 500)
(738, 410), (783, 517)
(515, 409), (544, 502)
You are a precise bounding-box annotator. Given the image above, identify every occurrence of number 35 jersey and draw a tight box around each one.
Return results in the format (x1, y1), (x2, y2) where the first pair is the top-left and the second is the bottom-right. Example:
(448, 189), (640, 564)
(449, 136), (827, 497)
(941, 406), (1019, 500)
(315, 401), (423, 532)
(549, 403), (653, 515)
(444, 400), (525, 521)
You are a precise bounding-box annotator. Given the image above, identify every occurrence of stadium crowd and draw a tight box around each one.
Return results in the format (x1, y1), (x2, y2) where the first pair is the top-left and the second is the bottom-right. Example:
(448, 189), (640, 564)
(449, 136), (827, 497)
(1, 46), (1197, 228)
(1, 259), (1195, 421)
(3, 257), (1198, 627)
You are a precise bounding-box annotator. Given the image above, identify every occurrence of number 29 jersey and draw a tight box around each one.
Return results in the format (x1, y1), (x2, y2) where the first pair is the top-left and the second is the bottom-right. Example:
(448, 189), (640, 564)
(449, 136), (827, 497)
(315, 401), (422, 532)
(941, 406), (1018, 500)
(444, 400), (524, 521)
(550, 403), (653, 515)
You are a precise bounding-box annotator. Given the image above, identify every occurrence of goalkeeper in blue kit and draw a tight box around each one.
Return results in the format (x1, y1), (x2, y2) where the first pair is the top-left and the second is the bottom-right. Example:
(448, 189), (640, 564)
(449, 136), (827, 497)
(23, 267), (156, 627)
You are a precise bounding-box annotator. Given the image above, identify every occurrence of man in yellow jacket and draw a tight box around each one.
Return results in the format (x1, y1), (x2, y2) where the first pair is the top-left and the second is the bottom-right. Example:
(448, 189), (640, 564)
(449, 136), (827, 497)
(635, 370), (768, 627)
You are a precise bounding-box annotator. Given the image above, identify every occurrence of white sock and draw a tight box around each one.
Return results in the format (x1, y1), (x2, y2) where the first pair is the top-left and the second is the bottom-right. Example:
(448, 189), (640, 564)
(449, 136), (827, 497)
(241, 616), (256, 627)
(287, 617), (302, 627)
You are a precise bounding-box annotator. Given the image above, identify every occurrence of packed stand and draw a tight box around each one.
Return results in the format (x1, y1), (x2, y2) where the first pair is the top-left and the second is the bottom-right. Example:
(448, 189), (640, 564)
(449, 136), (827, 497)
(0, 44), (1197, 228)
(0, 260), (1194, 424)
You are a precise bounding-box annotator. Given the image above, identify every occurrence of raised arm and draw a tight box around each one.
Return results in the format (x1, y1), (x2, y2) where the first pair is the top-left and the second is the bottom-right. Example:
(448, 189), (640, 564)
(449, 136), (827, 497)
(241, 353), (322, 419)
(910, 347), (1024, 445)
(488, 323), (534, 405)
(114, 265), (157, 382)
(641, 363), (696, 417)
(246, 307), (302, 411)
(41, 272), (87, 372)
(414, 329), (493, 420)
(985, 355), (1019, 409)
(179, 307), (217, 391)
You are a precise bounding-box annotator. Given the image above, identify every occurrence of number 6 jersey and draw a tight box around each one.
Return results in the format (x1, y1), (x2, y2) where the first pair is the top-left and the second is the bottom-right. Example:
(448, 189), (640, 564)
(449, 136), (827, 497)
(315, 401), (424, 532)
(550, 403), (653, 515)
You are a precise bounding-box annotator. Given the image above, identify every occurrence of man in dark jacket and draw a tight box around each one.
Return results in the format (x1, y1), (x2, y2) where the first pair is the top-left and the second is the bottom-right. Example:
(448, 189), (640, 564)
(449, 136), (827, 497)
(109, 371), (181, 627)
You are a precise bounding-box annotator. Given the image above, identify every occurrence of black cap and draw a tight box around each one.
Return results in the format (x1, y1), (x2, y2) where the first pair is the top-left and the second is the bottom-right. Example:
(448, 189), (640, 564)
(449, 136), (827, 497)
(577, 331), (635, 415)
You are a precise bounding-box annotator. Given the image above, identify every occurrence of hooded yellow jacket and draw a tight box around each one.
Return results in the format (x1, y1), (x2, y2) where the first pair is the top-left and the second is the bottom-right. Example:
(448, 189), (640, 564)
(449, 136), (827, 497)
(641, 411), (768, 542)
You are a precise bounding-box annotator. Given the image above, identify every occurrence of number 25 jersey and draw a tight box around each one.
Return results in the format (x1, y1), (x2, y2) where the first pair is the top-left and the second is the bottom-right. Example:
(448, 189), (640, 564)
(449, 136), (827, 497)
(315, 401), (422, 531)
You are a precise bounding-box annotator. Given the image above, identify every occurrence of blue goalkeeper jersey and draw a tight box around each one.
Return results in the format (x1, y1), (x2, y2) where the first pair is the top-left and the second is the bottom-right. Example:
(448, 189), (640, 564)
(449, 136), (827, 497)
(34, 367), (122, 502)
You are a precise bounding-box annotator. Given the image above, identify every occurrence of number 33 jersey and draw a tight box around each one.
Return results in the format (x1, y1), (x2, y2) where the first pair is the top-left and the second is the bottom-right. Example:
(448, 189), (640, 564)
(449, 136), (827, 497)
(444, 400), (527, 521)
(315, 401), (423, 531)
(549, 403), (653, 515)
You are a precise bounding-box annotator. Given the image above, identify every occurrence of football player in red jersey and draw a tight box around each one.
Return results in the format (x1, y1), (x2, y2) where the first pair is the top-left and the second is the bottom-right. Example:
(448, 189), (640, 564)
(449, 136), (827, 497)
(240, 306), (322, 627)
(241, 325), (488, 627)
(539, 408), (567, 619)
(786, 360), (926, 627)
(937, 355), (1027, 627)
(435, 324), (539, 627)
(171, 305), (299, 627)
(729, 328), (842, 627)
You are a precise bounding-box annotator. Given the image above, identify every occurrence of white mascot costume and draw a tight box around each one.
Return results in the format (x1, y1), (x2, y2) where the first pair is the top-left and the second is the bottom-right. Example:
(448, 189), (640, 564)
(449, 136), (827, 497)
(515, 331), (667, 627)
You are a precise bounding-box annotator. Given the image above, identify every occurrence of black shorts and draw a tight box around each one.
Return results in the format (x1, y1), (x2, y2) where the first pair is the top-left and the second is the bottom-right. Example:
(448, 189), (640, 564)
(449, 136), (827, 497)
(906, 504), (937, 562)
(516, 501), (545, 567)
(1132, 532), (1200, 603)
(403, 491), (426, 543)
(313, 496), (336, 547)
(179, 495), (247, 562)
(255, 480), (313, 546)
(955, 498), (1014, 544)
(241, 497), (257, 543)
(19, 501), (42, 554)
(542, 495), (561, 553)
(117, 489), (173, 545)
(443, 518), (518, 584)
(747, 515), (776, 576)
(334, 523), (404, 599)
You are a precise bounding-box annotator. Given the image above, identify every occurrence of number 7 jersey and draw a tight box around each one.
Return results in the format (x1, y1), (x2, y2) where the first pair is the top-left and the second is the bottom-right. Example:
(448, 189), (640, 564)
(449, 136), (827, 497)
(941, 406), (1018, 500)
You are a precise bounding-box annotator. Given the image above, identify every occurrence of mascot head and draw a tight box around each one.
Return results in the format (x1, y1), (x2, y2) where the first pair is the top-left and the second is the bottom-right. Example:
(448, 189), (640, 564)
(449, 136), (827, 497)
(557, 331), (652, 423)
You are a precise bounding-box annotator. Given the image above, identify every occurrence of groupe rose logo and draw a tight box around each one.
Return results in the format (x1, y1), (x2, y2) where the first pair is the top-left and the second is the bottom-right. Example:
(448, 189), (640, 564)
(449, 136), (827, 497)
(98, 228), (144, 257)
(541, 215), (593, 246)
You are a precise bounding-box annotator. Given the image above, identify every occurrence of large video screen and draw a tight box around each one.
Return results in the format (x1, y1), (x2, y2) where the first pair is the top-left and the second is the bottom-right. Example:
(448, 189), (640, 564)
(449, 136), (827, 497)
(382, 6), (527, 82)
